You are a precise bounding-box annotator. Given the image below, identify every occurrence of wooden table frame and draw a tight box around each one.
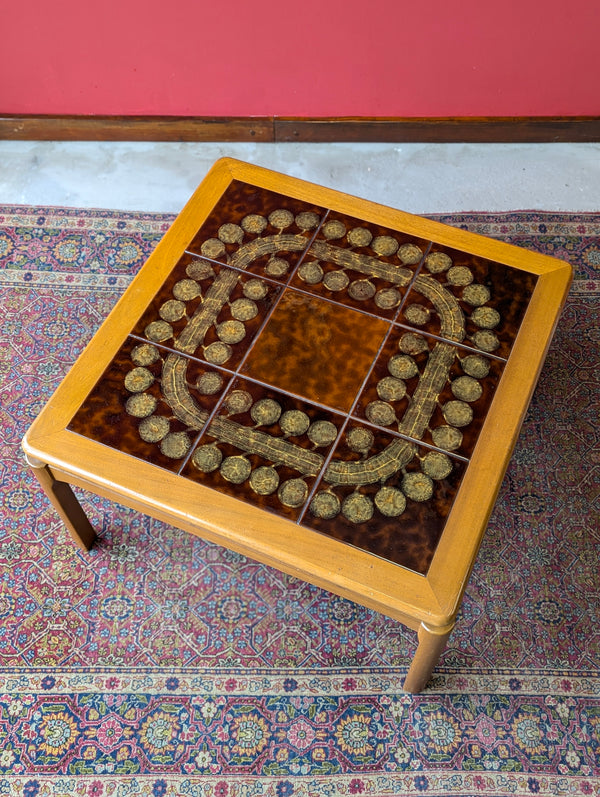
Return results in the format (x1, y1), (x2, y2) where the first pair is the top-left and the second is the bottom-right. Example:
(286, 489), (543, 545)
(22, 158), (572, 692)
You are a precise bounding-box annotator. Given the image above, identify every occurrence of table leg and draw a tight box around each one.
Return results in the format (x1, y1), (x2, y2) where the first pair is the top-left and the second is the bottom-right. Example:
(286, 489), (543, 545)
(403, 619), (455, 693)
(26, 455), (97, 552)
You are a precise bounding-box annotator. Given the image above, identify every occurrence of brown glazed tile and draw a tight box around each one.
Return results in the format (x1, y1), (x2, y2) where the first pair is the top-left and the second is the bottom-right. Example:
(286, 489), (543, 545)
(68, 337), (233, 471)
(131, 254), (282, 369)
(301, 422), (467, 574)
(241, 289), (390, 412)
(398, 245), (538, 358)
(186, 180), (326, 282)
(353, 329), (505, 459)
(290, 211), (431, 318)
(181, 378), (345, 521)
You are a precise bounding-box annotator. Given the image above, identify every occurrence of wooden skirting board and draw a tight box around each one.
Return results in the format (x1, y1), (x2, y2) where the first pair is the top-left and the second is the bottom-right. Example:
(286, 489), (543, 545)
(1, 115), (599, 143)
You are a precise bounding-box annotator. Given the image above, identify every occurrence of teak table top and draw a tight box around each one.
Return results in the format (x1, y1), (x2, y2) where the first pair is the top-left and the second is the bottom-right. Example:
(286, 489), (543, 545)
(23, 158), (572, 667)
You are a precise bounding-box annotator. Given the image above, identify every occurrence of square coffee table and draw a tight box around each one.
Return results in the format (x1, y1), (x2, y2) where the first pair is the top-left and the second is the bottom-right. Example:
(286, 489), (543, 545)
(22, 158), (572, 692)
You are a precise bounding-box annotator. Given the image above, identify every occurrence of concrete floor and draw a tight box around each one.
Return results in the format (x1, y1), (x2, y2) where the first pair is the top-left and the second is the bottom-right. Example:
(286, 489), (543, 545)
(1, 141), (599, 213)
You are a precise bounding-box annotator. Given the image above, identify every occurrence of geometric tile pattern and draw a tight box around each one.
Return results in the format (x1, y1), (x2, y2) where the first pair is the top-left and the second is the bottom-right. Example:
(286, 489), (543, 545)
(68, 184), (537, 574)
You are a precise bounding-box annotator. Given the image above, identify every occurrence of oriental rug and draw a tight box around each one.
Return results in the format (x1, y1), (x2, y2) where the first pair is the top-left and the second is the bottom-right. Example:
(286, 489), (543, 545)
(0, 205), (598, 797)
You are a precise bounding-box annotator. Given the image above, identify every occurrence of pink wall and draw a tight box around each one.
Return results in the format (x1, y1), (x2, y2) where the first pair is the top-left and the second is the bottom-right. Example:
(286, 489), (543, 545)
(2, 0), (598, 117)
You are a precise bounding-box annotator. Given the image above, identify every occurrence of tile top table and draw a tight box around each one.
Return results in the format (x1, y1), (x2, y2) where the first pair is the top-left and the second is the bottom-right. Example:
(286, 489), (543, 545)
(23, 158), (572, 691)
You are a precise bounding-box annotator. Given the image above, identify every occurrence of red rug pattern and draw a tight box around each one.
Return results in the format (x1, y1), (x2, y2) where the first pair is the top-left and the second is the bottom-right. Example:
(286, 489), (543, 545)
(0, 206), (599, 796)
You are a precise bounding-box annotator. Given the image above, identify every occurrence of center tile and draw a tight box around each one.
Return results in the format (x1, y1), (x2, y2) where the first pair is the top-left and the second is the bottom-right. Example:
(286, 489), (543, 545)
(241, 290), (390, 412)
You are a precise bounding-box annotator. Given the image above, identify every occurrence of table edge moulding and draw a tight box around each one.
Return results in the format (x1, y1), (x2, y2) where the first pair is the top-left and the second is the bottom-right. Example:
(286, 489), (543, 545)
(22, 157), (573, 692)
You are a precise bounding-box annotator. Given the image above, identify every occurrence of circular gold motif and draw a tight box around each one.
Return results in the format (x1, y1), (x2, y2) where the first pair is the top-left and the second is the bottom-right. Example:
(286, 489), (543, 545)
(472, 330), (500, 352)
(216, 319), (246, 344)
(425, 252), (452, 273)
(265, 257), (289, 278)
(196, 371), (224, 395)
(462, 283), (490, 306)
(346, 426), (374, 453)
(241, 214), (268, 234)
(323, 270), (349, 291)
(220, 455), (252, 484)
(268, 209), (294, 230)
(342, 492), (374, 523)
(186, 260), (215, 280)
(365, 400), (396, 426)
(173, 278), (201, 301)
(297, 261), (324, 284)
(447, 266), (474, 286)
(404, 303), (431, 326)
(249, 466), (280, 495)
(200, 238), (226, 259)
(371, 235), (399, 256)
(218, 223), (244, 244)
(451, 375), (483, 402)
(131, 343), (160, 367)
(224, 390), (253, 414)
(377, 376), (407, 402)
(374, 486), (406, 517)
(310, 491), (341, 519)
(251, 398), (282, 426)
(160, 431), (191, 459)
(243, 279), (269, 300)
(278, 478), (309, 508)
(203, 342), (232, 364)
(280, 409), (310, 436)
(192, 444), (223, 473)
(126, 393), (157, 418)
(375, 288), (402, 309)
(230, 298), (258, 321)
(397, 243), (423, 265)
(322, 220), (346, 240)
(471, 306), (501, 329)
(442, 400), (474, 427)
(124, 367), (155, 393)
(139, 415), (170, 443)
(399, 332), (428, 355)
(145, 320), (173, 342)
(461, 354), (490, 379)
(348, 279), (376, 301)
(422, 451), (453, 480)
(347, 226), (373, 247)
(431, 424), (463, 452)
(388, 354), (419, 379)
(159, 299), (186, 323)
(308, 420), (338, 447)
(295, 211), (320, 230)
(402, 472), (434, 502)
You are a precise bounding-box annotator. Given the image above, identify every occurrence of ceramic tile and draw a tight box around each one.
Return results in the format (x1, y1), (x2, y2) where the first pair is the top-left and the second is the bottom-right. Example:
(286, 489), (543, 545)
(353, 329), (505, 459)
(185, 180), (326, 282)
(301, 422), (467, 574)
(290, 211), (431, 318)
(68, 337), (232, 471)
(131, 254), (282, 369)
(397, 246), (538, 358)
(181, 378), (345, 521)
(241, 290), (389, 412)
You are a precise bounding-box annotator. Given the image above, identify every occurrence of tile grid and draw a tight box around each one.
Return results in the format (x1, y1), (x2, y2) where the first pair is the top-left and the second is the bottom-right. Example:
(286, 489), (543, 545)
(67, 182), (536, 573)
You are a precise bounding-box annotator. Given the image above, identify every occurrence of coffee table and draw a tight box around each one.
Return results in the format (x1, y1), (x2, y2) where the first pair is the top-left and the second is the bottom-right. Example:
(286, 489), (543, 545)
(22, 158), (572, 692)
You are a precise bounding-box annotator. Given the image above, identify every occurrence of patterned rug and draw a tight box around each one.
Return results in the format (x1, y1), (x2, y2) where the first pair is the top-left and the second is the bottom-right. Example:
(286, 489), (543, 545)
(0, 205), (598, 797)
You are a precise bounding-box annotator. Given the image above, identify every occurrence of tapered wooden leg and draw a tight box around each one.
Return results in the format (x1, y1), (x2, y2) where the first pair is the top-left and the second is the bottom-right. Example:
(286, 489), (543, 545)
(403, 620), (455, 693)
(26, 455), (97, 551)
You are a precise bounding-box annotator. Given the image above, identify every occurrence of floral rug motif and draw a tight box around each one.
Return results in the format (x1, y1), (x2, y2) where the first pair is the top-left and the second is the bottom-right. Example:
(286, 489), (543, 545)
(0, 205), (599, 797)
